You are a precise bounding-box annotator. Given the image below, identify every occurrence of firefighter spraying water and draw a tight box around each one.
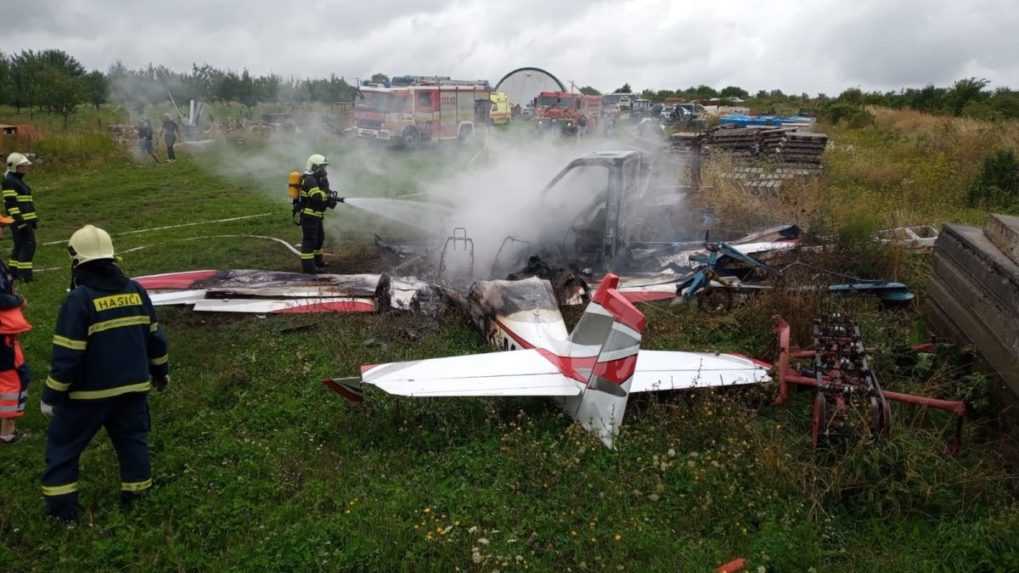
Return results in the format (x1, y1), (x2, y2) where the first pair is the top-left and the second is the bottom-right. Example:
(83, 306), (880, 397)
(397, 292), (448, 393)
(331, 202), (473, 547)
(289, 155), (345, 273)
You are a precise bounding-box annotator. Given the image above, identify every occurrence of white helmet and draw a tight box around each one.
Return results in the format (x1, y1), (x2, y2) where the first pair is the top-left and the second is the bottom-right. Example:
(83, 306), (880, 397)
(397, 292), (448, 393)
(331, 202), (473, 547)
(305, 154), (328, 173)
(67, 225), (116, 267)
(5, 152), (31, 172)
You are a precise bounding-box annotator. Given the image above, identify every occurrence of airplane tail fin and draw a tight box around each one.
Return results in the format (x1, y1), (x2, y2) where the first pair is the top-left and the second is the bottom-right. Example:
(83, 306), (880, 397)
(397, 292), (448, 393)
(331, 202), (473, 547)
(322, 377), (364, 404)
(567, 276), (618, 351)
(567, 274), (646, 447)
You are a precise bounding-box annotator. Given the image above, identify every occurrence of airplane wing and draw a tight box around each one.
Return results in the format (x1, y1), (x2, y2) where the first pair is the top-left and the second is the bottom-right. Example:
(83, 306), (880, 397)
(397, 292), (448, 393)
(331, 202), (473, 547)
(191, 297), (376, 314)
(360, 350), (582, 397)
(630, 350), (771, 393)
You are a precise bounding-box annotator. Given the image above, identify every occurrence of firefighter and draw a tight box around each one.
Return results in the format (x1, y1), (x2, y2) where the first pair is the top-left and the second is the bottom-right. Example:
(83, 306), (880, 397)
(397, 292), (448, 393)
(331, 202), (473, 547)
(40, 225), (170, 522)
(299, 154), (343, 273)
(2, 153), (38, 282)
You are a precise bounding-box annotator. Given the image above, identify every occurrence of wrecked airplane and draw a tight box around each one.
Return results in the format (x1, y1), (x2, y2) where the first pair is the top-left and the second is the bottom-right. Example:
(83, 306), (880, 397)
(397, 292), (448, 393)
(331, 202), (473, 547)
(323, 274), (771, 448)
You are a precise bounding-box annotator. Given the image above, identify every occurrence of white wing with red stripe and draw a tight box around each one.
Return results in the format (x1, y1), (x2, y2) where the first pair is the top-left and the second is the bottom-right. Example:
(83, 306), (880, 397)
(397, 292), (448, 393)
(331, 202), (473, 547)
(630, 351), (770, 393)
(361, 350), (583, 397)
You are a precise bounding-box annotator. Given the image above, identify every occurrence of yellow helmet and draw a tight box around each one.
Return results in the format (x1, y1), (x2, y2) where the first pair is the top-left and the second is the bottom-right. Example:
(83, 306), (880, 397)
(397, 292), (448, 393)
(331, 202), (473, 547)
(67, 225), (116, 266)
(305, 153), (328, 173)
(5, 152), (31, 172)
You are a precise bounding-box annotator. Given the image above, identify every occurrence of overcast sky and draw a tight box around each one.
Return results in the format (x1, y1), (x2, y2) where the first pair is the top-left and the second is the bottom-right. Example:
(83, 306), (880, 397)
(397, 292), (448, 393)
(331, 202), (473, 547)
(8, 0), (1018, 94)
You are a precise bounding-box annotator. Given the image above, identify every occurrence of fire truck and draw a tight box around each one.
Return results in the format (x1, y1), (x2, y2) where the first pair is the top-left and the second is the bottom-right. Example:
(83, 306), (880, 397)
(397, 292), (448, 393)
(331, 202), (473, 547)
(354, 77), (491, 148)
(533, 91), (602, 136)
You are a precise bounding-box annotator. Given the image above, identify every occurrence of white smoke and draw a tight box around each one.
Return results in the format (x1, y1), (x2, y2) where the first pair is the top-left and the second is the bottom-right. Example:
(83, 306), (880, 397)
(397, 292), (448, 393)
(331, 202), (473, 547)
(191, 116), (684, 279)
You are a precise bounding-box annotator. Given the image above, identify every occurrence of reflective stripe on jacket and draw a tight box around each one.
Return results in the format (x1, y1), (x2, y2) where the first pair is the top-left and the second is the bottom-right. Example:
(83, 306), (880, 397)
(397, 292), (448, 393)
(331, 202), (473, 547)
(2, 172), (36, 225)
(44, 273), (168, 403)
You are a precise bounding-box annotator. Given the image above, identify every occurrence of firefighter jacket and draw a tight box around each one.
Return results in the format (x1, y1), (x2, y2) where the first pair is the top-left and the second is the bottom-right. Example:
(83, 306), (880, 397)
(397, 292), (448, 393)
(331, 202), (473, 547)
(2, 171), (38, 227)
(300, 172), (333, 222)
(43, 261), (168, 404)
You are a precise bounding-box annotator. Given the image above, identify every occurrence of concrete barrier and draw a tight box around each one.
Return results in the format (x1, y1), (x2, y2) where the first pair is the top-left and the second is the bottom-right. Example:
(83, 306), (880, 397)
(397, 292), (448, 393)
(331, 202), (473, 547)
(986, 213), (1019, 267)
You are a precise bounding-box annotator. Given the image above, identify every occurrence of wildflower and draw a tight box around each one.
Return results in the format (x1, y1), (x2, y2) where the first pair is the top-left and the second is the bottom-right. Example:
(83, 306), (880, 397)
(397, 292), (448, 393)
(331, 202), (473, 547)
(478, 538), (490, 545)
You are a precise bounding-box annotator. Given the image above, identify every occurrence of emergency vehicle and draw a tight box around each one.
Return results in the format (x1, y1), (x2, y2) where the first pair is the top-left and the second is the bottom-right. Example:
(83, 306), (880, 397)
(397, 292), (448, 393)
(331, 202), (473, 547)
(489, 91), (511, 125)
(354, 77), (491, 148)
(533, 92), (601, 135)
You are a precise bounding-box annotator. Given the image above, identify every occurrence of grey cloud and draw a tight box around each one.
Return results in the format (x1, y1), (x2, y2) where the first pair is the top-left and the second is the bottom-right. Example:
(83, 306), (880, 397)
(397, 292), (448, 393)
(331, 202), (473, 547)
(4, 0), (1017, 94)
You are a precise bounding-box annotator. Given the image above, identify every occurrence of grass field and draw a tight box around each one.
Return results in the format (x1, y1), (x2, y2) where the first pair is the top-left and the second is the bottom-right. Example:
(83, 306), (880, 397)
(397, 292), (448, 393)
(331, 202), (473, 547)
(0, 108), (1017, 572)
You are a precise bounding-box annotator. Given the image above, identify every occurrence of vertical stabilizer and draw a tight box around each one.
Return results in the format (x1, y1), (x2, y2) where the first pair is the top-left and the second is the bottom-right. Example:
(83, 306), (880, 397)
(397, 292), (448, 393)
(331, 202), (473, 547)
(564, 274), (646, 447)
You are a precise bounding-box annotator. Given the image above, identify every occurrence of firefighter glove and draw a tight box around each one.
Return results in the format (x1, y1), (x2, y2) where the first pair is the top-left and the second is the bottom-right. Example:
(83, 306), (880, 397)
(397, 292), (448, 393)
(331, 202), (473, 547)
(40, 401), (54, 417)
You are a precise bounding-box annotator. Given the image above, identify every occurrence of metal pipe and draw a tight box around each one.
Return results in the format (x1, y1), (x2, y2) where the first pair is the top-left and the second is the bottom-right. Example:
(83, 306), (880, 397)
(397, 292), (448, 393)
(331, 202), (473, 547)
(882, 390), (967, 417)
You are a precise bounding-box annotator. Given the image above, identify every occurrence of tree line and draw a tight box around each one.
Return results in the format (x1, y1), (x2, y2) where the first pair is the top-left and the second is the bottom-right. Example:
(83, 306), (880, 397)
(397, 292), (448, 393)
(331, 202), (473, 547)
(582, 80), (1019, 122)
(0, 50), (107, 126)
(2, 48), (1019, 127)
(0, 49), (360, 127)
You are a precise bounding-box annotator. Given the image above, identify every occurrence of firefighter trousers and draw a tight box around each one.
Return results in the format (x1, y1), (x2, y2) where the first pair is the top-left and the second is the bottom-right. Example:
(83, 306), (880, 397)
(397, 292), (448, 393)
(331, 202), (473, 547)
(300, 217), (325, 273)
(42, 393), (152, 520)
(9, 225), (35, 282)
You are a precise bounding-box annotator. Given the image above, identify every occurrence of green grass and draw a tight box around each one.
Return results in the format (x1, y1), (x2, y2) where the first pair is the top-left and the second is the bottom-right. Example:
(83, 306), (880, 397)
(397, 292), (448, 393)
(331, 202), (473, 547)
(0, 112), (1017, 572)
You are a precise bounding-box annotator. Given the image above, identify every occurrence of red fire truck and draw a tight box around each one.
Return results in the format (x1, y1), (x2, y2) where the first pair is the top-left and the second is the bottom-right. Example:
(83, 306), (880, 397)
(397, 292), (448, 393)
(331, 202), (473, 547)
(534, 91), (602, 135)
(354, 78), (491, 148)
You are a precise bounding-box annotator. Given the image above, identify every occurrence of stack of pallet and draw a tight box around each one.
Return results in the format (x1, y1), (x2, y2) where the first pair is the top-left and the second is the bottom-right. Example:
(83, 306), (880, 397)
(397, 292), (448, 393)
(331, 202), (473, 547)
(702, 126), (829, 168)
(759, 130), (828, 166)
(698, 127), (827, 194)
(703, 127), (764, 158)
(927, 214), (1019, 396)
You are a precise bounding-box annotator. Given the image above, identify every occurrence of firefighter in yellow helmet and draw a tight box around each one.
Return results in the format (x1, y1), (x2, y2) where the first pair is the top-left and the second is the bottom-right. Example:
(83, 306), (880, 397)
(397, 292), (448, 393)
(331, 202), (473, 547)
(298, 154), (344, 273)
(40, 225), (170, 522)
(2, 153), (38, 282)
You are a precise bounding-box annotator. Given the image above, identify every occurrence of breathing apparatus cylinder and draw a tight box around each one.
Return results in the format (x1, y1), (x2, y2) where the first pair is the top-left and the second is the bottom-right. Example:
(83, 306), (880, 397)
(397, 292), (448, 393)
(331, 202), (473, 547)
(287, 170), (301, 200)
(288, 170), (302, 224)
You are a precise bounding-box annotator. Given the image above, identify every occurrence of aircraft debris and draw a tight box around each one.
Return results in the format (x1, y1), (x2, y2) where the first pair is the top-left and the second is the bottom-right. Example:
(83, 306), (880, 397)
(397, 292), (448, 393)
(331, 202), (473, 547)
(388, 276), (448, 316)
(136, 269), (448, 316)
(590, 227), (913, 305)
(324, 274), (771, 448)
(505, 255), (589, 306)
(437, 227), (475, 289)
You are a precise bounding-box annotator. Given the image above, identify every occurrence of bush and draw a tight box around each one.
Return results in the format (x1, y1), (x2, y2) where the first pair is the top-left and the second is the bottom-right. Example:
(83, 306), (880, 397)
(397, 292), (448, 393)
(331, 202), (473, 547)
(821, 103), (875, 128)
(967, 149), (1019, 209)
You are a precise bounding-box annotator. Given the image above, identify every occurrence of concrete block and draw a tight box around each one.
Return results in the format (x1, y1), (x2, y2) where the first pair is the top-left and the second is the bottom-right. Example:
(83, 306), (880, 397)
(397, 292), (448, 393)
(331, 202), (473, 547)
(935, 224), (1019, 316)
(932, 252), (1019, 354)
(927, 279), (1019, 397)
(986, 213), (1019, 267)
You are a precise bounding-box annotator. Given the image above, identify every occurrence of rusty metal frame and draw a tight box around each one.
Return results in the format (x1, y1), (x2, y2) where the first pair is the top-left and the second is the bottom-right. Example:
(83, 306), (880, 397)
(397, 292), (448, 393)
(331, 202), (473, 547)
(771, 316), (967, 453)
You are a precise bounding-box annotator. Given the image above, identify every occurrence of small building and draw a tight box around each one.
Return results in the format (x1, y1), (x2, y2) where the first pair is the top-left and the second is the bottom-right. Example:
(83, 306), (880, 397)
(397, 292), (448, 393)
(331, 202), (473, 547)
(0, 124), (39, 150)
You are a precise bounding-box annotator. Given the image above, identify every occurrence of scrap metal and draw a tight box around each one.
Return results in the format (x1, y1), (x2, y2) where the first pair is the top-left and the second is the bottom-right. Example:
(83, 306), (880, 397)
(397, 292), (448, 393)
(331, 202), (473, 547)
(772, 314), (967, 453)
